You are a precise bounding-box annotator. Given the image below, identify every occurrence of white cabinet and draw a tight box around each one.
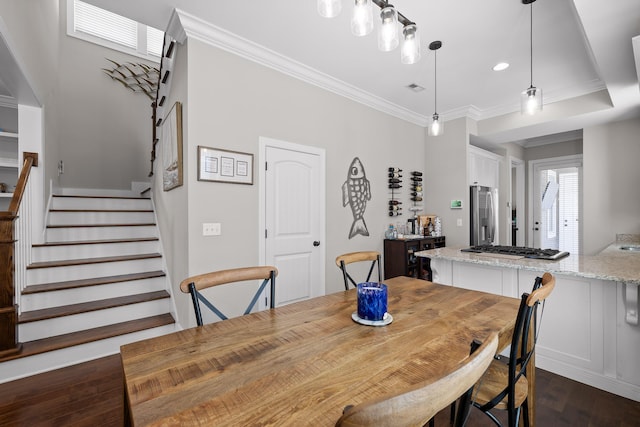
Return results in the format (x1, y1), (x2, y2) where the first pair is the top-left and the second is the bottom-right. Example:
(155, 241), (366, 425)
(468, 145), (501, 188)
(451, 261), (518, 297)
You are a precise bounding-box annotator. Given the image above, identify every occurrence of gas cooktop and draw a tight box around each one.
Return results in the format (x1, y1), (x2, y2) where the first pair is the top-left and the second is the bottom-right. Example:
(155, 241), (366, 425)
(461, 245), (570, 260)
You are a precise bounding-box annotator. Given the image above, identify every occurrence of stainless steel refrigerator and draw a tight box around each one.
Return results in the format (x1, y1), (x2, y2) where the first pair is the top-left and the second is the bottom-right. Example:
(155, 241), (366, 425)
(470, 185), (498, 245)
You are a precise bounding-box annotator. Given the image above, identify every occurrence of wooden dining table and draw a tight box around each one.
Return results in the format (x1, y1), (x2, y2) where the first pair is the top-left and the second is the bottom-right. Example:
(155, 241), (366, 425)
(120, 276), (525, 426)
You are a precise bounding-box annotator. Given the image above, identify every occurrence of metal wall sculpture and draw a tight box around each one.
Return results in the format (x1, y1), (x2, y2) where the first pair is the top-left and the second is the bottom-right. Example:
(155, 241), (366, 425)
(342, 157), (371, 239)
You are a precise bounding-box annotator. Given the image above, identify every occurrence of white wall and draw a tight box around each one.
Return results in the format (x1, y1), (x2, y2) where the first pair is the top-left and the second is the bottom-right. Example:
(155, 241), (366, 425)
(164, 38), (425, 327)
(583, 117), (640, 254)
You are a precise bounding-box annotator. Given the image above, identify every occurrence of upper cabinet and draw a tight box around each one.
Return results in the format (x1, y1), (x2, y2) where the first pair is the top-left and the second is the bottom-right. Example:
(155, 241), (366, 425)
(468, 145), (501, 188)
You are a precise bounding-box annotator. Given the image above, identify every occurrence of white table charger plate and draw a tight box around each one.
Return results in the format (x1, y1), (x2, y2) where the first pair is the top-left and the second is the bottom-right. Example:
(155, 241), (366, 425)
(351, 311), (393, 326)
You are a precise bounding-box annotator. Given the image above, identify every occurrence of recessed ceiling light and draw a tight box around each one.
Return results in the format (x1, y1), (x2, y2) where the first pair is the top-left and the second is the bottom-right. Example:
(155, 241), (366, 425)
(493, 62), (510, 71)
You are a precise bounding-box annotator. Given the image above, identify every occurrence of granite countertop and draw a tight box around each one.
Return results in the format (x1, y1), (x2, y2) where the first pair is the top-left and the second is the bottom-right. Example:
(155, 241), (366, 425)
(415, 234), (640, 285)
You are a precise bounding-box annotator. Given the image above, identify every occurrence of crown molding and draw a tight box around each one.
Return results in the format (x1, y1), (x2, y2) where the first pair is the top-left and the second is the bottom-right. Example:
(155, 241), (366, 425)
(168, 9), (429, 127)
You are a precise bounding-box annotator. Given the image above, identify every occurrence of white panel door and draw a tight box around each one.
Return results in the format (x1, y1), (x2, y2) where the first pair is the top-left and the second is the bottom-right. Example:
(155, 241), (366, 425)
(265, 145), (324, 306)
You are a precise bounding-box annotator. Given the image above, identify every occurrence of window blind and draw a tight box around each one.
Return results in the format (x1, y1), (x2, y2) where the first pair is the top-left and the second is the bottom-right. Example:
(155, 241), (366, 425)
(147, 26), (164, 57)
(74, 0), (137, 49)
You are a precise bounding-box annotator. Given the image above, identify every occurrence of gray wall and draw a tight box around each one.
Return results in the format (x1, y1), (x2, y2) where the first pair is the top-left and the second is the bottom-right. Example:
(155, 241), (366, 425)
(0, 0), (61, 204)
(583, 117), (640, 254)
(0, 0), (155, 196)
(151, 39), (190, 327)
(159, 38), (426, 327)
(425, 117), (473, 248)
(56, 0), (153, 190)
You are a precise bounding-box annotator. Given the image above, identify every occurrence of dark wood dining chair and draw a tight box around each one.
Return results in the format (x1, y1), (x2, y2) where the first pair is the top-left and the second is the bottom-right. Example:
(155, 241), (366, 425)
(179, 266), (278, 326)
(335, 251), (382, 290)
(335, 332), (499, 427)
(472, 272), (555, 427)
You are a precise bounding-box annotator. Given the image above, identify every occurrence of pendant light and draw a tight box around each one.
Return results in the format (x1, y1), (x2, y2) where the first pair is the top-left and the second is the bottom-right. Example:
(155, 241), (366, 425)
(401, 22), (420, 65)
(351, 0), (374, 36)
(378, 2), (399, 52)
(521, 0), (542, 115)
(428, 41), (443, 136)
(318, 0), (342, 18)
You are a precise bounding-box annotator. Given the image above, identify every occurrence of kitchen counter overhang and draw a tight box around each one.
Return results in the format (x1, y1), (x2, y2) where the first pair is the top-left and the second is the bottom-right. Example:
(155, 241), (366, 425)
(416, 242), (640, 285)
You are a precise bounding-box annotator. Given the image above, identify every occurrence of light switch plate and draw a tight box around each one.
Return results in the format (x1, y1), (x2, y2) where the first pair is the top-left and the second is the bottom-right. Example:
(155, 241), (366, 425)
(457, 218), (463, 227)
(203, 223), (221, 236)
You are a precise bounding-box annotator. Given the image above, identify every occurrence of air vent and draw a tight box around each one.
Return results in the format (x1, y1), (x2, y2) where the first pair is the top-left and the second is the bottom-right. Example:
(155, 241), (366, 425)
(406, 83), (425, 92)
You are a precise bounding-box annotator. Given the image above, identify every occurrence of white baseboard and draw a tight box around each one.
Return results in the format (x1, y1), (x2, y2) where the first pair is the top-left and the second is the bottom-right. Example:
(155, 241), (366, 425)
(537, 354), (640, 402)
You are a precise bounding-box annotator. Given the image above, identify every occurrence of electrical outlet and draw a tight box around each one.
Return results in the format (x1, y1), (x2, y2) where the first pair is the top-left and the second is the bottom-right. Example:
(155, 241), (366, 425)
(203, 223), (221, 236)
(457, 218), (463, 227)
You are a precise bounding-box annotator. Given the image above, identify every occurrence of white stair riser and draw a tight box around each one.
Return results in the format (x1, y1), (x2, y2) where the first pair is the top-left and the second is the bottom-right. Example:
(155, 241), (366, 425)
(19, 299), (172, 341)
(46, 225), (157, 241)
(51, 197), (152, 211)
(48, 211), (155, 226)
(21, 277), (167, 311)
(0, 323), (178, 384)
(32, 240), (159, 262)
(27, 258), (163, 285)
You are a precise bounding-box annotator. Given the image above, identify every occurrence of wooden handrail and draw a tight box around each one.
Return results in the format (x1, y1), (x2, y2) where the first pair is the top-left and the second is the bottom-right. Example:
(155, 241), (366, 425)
(0, 152), (37, 357)
(8, 153), (37, 214)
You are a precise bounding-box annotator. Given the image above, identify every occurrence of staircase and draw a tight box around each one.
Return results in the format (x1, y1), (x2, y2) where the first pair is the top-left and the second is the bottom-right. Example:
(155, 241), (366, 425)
(0, 189), (178, 383)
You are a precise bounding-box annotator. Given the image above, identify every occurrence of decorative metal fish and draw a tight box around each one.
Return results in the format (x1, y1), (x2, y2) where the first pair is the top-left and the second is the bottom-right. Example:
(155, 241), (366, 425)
(342, 157), (371, 239)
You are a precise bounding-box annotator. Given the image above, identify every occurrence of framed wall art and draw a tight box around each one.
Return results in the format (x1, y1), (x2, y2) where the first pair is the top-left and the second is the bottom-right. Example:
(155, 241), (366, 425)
(161, 101), (183, 191)
(197, 146), (254, 185)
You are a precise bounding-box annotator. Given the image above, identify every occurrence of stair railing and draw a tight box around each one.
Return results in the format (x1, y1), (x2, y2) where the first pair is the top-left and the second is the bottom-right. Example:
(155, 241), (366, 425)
(0, 152), (37, 357)
(149, 34), (176, 178)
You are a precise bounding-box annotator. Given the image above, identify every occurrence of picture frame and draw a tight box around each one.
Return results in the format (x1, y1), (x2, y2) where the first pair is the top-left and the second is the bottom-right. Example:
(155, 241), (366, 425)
(197, 146), (254, 185)
(160, 101), (183, 191)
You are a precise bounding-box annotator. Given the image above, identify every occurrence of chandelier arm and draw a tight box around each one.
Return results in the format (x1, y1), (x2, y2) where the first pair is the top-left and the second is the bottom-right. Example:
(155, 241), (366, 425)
(371, 0), (413, 26)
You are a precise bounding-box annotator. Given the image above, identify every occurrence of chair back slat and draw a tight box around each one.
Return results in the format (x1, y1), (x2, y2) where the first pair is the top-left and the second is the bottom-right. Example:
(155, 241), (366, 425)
(335, 251), (382, 291)
(180, 266), (278, 326)
(335, 333), (499, 427)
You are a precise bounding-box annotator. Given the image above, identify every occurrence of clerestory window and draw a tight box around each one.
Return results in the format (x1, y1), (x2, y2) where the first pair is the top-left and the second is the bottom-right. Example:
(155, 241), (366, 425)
(67, 0), (163, 61)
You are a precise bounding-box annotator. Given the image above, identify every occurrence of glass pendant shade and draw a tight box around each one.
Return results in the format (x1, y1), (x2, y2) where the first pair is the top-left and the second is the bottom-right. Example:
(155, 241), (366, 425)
(401, 23), (420, 64)
(521, 86), (542, 115)
(428, 114), (443, 136)
(351, 0), (373, 36)
(318, 0), (342, 18)
(378, 5), (399, 51)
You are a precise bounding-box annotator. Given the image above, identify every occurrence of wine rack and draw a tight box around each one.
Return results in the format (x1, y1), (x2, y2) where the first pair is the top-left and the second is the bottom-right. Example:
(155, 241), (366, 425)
(388, 167), (402, 217)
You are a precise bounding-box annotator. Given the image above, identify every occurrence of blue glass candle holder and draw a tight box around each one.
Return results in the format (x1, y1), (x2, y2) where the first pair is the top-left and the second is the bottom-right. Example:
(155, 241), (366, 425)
(357, 282), (388, 321)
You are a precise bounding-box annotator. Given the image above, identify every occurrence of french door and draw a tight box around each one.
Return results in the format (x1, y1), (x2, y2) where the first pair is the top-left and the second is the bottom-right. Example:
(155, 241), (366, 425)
(530, 156), (582, 254)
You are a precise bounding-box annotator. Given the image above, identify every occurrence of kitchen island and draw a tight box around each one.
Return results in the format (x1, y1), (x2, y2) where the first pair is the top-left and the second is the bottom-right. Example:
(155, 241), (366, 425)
(416, 235), (640, 402)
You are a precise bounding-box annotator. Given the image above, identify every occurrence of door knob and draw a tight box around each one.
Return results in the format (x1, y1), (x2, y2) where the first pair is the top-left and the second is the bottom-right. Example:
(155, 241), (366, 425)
(313, 241), (320, 247)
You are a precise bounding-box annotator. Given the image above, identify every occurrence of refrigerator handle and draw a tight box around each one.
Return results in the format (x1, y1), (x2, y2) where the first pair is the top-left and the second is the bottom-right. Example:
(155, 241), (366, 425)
(487, 190), (495, 243)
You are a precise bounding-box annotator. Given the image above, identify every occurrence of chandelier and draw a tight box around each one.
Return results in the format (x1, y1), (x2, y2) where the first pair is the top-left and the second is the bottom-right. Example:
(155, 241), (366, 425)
(318, 0), (421, 65)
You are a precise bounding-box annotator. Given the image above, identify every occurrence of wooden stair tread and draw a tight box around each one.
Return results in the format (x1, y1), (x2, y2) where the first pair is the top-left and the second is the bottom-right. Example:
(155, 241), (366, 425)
(52, 195), (151, 200)
(19, 291), (170, 323)
(27, 253), (161, 269)
(22, 271), (166, 294)
(49, 209), (153, 213)
(33, 237), (159, 248)
(0, 314), (175, 362)
(46, 223), (156, 229)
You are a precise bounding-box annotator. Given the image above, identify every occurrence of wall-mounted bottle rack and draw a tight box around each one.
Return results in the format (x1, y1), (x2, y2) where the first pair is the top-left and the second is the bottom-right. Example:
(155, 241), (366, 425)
(388, 167), (402, 217)
(409, 171), (423, 215)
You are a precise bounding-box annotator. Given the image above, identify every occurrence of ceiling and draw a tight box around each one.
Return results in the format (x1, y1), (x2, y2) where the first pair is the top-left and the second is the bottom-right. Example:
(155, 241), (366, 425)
(26, 1), (640, 144)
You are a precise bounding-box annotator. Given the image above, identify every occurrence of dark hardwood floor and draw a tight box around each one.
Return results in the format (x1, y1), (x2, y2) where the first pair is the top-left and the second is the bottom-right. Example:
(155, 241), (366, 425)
(0, 354), (639, 426)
